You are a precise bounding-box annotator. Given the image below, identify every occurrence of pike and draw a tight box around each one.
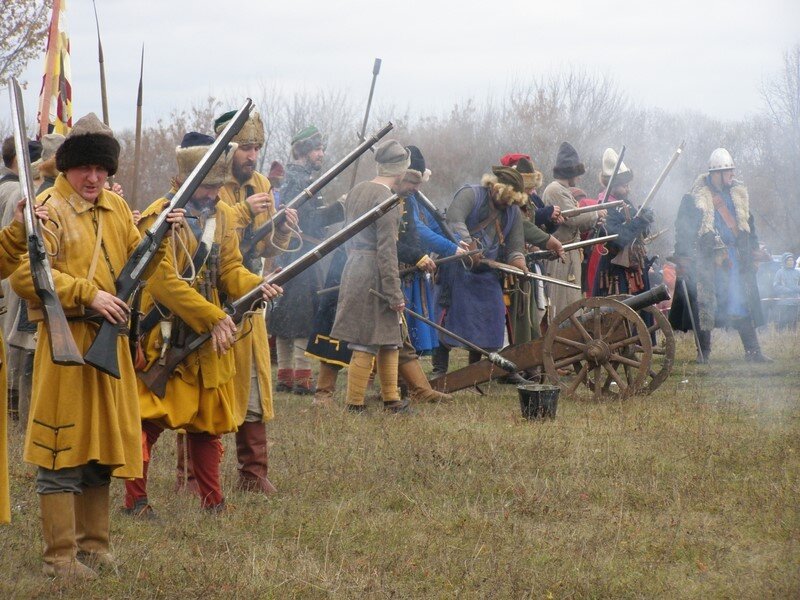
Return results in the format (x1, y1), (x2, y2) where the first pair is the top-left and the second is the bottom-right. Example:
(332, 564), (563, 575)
(349, 58), (382, 189)
(526, 234), (619, 261)
(139, 193), (403, 398)
(7, 77), (84, 365)
(316, 249), (482, 296)
(82, 99), (254, 378)
(131, 46), (144, 209)
(92, 1), (110, 127)
(561, 200), (623, 219)
(369, 289), (518, 373)
(239, 122), (394, 259)
(481, 259), (582, 290)
(635, 141), (685, 219)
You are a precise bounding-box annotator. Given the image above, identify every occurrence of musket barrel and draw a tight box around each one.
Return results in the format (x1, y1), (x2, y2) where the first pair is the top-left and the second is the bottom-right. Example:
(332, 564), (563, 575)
(561, 200), (623, 218)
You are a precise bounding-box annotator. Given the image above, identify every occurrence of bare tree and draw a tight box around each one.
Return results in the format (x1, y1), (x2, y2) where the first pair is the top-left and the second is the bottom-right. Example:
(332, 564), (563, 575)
(0, 0), (53, 81)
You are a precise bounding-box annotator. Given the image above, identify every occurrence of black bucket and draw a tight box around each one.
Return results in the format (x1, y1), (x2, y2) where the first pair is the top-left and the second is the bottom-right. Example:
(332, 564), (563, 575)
(517, 384), (560, 420)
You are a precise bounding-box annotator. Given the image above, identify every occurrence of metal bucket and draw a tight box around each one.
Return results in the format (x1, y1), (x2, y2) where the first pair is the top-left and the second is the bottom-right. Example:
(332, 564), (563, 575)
(517, 384), (560, 420)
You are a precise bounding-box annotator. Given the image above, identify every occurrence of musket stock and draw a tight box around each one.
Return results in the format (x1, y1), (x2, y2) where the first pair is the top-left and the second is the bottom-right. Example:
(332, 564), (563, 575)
(239, 122), (394, 258)
(139, 194), (402, 397)
(7, 77), (84, 365)
(83, 99), (254, 378)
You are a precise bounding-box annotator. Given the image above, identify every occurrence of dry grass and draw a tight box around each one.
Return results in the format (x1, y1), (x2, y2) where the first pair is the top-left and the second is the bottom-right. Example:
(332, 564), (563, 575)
(1, 329), (798, 599)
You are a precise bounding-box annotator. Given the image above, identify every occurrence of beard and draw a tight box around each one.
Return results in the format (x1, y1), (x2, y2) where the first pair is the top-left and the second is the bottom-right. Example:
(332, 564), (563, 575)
(233, 161), (255, 183)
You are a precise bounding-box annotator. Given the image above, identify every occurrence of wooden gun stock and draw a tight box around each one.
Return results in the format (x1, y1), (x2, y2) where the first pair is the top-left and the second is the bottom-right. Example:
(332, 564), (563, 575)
(8, 77), (83, 365)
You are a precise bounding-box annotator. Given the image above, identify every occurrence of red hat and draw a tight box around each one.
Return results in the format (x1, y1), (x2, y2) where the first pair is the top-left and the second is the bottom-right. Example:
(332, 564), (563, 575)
(500, 153), (531, 167)
(268, 160), (285, 178)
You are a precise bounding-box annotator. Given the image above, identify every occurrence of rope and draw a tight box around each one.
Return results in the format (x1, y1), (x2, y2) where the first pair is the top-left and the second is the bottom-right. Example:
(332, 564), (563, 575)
(170, 228), (196, 283)
(41, 224), (60, 257)
(267, 218), (304, 254)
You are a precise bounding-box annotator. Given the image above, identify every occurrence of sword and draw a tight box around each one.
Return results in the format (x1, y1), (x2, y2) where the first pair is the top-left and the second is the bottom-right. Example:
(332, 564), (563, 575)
(680, 278), (704, 363)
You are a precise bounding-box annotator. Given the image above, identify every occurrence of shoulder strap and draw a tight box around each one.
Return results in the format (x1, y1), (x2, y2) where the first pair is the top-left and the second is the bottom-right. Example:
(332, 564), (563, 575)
(711, 192), (739, 235)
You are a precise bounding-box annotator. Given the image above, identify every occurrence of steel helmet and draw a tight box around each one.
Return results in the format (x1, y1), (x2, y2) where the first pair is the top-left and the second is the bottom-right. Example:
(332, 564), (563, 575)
(708, 147), (735, 172)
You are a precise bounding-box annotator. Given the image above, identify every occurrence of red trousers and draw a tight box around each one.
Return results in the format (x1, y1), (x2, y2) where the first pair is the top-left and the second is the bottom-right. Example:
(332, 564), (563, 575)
(124, 421), (224, 509)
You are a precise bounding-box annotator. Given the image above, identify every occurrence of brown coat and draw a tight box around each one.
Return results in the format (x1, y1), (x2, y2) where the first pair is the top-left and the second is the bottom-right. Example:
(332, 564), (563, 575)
(541, 180), (597, 317)
(331, 181), (403, 347)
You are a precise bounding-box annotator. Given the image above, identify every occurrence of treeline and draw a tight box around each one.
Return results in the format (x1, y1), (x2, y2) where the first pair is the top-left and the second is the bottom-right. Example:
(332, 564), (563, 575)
(11, 48), (800, 259)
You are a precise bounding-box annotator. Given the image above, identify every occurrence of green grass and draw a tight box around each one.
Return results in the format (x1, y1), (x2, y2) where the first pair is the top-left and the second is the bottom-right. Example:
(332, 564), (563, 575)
(1, 329), (798, 599)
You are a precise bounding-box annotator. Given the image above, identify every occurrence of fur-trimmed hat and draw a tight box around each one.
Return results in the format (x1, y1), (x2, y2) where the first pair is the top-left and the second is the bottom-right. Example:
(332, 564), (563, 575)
(56, 113), (120, 176)
(404, 145), (431, 183)
(552, 142), (585, 180)
(35, 133), (64, 179)
(481, 167), (528, 207)
(508, 156), (543, 191)
(291, 125), (324, 159)
(213, 110), (265, 146)
(374, 140), (410, 177)
(175, 131), (236, 187)
(600, 147), (633, 186)
(268, 160), (285, 178)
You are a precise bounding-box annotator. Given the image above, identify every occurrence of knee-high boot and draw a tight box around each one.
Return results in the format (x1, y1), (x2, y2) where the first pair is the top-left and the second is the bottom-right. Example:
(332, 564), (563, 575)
(123, 421), (162, 518)
(40, 492), (97, 580)
(313, 362), (340, 406)
(75, 485), (116, 572)
(736, 319), (772, 363)
(235, 421), (277, 495)
(188, 432), (225, 511)
(398, 358), (452, 403)
(345, 351), (374, 411)
(377, 348), (409, 413)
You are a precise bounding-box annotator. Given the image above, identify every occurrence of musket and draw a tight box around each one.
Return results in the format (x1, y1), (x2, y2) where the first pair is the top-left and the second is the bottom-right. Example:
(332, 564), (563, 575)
(415, 190), (458, 243)
(526, 234), (619, 262)
(239, 122), (394, 259)
(139, 193), (402, 397)
(7, 77), (84, 365)
(131, 46), (144, 210)
(561, 200), (623, 219)
(369, 289), (518, 373)
(349, 58), (382, 189)
(82, 99), (254, 378)
(635, 141), (685, 219)
(316, 249), (482, 296)
(481, 258), (582, 290)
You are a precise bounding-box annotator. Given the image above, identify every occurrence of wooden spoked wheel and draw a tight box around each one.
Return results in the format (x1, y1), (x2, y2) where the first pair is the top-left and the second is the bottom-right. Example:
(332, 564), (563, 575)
(621, 301), (676, 395)
(543, 297), (652, 400)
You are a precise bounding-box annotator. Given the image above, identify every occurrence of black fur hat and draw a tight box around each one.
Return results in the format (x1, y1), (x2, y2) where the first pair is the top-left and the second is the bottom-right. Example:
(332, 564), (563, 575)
(552, 141), (585, 180)
(56, 113), (120, 176)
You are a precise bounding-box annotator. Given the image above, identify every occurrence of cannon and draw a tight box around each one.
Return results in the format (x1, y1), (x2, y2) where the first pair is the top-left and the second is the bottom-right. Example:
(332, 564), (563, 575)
(429, 284), (675, 401)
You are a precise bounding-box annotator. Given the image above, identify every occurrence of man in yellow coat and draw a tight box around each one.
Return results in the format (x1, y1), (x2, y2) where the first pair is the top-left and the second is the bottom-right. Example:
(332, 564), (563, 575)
(213, 109), (295, 495)
(123, 132), (282, 515)
(10, 114), (182, 580)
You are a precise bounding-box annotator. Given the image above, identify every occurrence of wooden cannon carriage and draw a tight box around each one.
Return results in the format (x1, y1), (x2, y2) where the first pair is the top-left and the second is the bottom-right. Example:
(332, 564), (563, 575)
(429, 284), (675, 401)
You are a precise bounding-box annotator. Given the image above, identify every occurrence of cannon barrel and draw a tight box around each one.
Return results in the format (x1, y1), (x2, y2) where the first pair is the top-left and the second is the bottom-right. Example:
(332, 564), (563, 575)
(621, 284), (670, 312)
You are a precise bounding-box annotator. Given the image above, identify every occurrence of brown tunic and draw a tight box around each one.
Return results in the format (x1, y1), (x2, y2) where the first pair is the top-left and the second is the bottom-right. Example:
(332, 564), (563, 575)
(330, 181), (403, 347)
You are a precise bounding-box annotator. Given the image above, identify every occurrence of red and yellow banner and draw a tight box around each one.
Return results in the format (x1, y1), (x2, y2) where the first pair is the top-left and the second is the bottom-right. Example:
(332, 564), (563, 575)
(37, 0), (72, 138)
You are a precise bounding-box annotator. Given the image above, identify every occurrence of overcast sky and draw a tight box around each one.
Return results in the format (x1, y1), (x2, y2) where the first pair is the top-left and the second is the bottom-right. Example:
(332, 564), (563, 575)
(4, 0), (799, 131)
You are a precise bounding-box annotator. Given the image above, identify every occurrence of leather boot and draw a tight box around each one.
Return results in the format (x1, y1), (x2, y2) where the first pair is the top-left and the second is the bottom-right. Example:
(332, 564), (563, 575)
(40, 493), (97, 580)
(378, 348), (410, 413)
(123, 420), (162, 516)
(235, 421), (277, 495)
(292, 369), (315, 395)
(175, 433), (200, 495)
(345, 351), (374, 410)
(276, 369), (294, 392)
(313, 362), (339, 406)
(398, 358), (453, 403)
(75, 485), (117, 573)
(431, 345), (450, 377)
(188, 433), (225, 510)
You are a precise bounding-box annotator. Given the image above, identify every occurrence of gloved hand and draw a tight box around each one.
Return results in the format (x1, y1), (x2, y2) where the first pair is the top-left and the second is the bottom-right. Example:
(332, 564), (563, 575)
(637, 207), (655, 225)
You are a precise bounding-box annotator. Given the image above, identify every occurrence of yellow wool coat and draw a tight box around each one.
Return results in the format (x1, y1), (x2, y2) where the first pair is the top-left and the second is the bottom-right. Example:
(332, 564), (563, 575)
(10, 174), (165, 481)
(0, 220), (30, 524)
(218, 172), (288, 424)
(137, 195), (262, 434)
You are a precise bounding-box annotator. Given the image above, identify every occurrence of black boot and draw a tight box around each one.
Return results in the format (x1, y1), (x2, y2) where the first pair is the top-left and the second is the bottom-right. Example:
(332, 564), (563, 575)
(737, 320), (773, 363)
(431, 345), (450, 377)
(7, 388), (19, 421)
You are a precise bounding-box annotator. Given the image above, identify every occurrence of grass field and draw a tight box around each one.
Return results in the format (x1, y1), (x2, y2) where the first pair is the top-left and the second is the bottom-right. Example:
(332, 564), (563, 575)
(1, 329), (798, 599)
